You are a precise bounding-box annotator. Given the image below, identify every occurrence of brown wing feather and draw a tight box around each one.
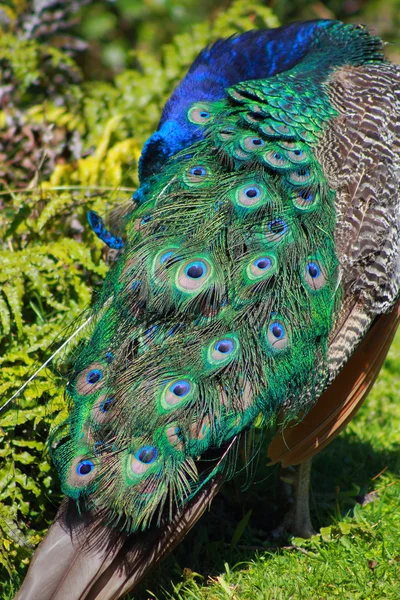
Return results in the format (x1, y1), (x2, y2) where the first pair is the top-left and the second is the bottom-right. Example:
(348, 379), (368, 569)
(268, 63), (400, 469)
(268, 297), (400, 467)
(314, 63), (400, 384)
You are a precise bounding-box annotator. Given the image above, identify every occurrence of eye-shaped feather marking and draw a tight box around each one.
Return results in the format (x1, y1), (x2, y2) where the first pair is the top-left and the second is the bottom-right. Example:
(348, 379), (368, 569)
(76, 459), (95, 475)
(183, 165), (211, 186)
(287, 148), (309, 164)
(265, 218), (289, 244)
(266, 318), (290, 351)
(176, 258), (212, 292)
(293, 189), (316, 209)
(270, 122), (294, 137)
(246, 253), (277, 281)
(67, 455), (98, 490)
(75, 363), (106, 396)
(92, 394), (114, 424)
(140, 215), (152, 226)
(160, 251), (174, 265)
(230, 182), (269, 209)
(153, 246), (180, 278)
(136, 446), (158, 464)
(161, 379), (195, 409)
(303, 259), (327, 290)
(187, 103), (213, 125)
(288, 167), (313, 185)
(206, 334), (239, 367)
(87, 370), (102, 384)
(263, 150), (290, 169)
(258, 123), (276, 136)
(128, 446), (159, 479)
(240, 136), (266, 152)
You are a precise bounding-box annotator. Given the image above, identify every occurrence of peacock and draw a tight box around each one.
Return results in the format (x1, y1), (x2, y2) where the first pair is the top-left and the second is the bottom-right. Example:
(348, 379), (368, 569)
(15, 19), (400, 600)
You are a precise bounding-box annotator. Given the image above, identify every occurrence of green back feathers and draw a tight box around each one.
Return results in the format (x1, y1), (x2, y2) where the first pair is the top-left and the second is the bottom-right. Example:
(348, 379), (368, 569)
(49, 23), (385, 532)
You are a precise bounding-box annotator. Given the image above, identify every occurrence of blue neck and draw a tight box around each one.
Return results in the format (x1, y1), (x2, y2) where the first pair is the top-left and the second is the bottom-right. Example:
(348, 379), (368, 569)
(137, 19), (382, 187)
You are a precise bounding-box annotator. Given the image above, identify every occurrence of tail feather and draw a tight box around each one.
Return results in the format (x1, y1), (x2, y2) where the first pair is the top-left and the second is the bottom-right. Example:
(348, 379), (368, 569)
(14, 500), (124, 600)
(15, 467), (226, 600)
(85, 474), (223, 600)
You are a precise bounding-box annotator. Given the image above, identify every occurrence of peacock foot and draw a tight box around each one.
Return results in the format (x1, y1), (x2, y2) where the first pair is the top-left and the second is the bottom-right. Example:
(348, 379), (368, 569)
(271, 459), (316, 539)
(271, 502), (316, 539)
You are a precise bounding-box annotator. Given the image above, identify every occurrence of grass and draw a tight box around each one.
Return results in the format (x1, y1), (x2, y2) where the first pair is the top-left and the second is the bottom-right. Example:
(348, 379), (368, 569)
(2, 333), (400, 600)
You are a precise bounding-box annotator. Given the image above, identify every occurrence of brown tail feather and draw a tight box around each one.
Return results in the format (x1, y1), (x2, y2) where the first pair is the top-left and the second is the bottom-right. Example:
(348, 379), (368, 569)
(268, 298), (400, 467)
(85, 474), (223, 599)
(15, 471), (225, 600)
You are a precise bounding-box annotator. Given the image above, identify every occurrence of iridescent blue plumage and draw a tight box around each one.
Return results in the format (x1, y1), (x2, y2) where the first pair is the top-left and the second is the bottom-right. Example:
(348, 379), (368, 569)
(139, 21), (337, 182)
(87, 210), (124, 249)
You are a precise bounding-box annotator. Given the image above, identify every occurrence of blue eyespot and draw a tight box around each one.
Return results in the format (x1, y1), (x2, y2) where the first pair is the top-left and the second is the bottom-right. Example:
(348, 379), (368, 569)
(293, 149), (304, 156)
(170, 380), (191, 397)
(76, 459), (94, 476)
(141, 215), (152, 225)
(100, 398), (113, 413)
(214, 339), (234, 354)
(188, 106), (212, 124)
(254, 257), (272, 270)
(304, 259), (326, 290)
(190, 166), (207, 177)
(299, 168), (310, 176)
(267, 320), (289, 352)
(270, 322), (285, 340)
(248, 254), (276, 280)
(273, 152), (283, 160)
(160, 251), (174, 264)
(244, 186), (260, 199)
(86, 369), (102, 385)
(185, 261), (206, 279)
(299, 190), (313, 202)
(267, 219), (288, 236)
(135, 445), (158, 464)
(104, 352), (114, 363)
(307, 262), (321, 278)
(289, 167), (313, 184)
(251, 138), (264, 146)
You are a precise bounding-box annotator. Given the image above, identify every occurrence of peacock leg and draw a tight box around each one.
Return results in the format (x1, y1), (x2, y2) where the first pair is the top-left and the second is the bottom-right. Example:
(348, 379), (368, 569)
(272, 458), (316, 539)
(290, 458), (315, 538)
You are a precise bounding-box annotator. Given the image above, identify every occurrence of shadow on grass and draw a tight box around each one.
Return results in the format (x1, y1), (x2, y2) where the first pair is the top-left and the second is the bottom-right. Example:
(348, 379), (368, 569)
(131, 431), (400, 600)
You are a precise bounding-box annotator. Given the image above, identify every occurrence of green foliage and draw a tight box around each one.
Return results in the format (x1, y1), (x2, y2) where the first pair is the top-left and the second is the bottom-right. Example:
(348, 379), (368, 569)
(0, 33), (80, 106)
